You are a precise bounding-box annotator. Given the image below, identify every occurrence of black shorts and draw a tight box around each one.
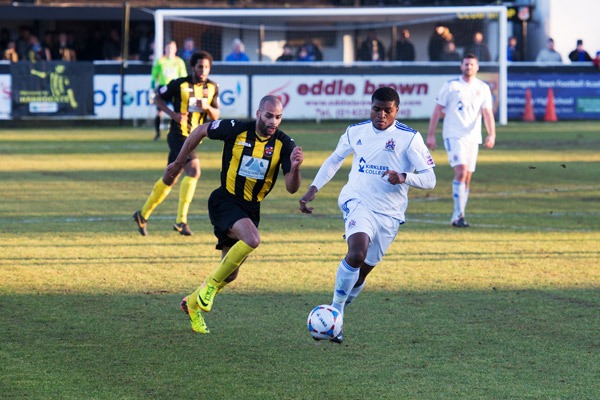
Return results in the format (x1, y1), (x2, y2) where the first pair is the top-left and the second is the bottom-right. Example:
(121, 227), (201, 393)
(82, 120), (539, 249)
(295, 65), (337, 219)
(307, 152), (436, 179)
(167, 132), (197, 165)
(208, 187), (260, 250)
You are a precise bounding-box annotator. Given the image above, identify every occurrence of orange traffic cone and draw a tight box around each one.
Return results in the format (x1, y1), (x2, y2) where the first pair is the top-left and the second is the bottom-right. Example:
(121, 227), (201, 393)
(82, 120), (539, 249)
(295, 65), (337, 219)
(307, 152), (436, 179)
(523, 88), (535, 122)
(544, 88), (558, 122)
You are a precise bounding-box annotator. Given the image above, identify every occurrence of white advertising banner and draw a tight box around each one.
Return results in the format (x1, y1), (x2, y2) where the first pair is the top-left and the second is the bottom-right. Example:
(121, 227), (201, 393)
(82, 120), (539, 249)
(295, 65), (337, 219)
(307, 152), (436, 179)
(92, 74), (249, 120)
(251, 75), (455, 120)
(212, 74), (250, 119)
(1, 73), (462, 121)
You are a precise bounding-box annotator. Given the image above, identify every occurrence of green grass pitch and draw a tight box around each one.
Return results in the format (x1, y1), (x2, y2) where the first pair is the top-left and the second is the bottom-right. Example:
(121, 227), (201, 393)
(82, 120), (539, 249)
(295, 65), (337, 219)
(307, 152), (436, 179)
(0, 120), (599, 399)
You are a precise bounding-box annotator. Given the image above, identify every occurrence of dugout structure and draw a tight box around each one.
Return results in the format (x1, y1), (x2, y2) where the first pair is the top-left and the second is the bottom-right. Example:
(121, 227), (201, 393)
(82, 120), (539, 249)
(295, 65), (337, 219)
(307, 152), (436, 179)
(154, 6), (508, 124)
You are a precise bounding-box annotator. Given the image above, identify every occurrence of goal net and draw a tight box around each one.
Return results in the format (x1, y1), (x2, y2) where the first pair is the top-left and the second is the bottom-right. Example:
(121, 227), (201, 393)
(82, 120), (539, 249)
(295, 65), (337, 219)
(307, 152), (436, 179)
(154, 6), (507, 123)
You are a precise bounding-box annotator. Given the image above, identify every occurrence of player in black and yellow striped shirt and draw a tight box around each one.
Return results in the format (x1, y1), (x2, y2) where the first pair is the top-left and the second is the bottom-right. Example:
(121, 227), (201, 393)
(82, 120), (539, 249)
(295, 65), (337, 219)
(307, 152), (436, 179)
(133, 51), (219, 237)
(167, 95), (304, 334)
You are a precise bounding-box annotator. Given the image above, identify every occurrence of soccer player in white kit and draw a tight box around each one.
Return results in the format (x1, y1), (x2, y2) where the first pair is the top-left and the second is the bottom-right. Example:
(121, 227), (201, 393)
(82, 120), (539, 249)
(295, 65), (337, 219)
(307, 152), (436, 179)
(299, 87), (436, 342)
(426, 53), (496, 227)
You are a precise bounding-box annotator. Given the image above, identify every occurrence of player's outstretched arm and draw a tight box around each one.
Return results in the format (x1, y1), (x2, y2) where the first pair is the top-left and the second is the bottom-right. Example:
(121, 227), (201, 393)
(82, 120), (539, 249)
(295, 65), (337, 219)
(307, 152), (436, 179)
(299, 185), (318, 214)
(165, 122), (210, 179)
(426, 104), (444, 150)
(482, 108), (496, 149)
(298, 152), (345, 214)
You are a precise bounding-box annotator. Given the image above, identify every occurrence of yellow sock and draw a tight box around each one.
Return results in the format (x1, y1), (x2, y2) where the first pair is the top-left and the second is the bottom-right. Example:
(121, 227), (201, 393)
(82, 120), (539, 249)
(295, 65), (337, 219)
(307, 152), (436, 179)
(216, 279), (229, 294)
(141, 178), (172, 220)
(209, 241), (254, 284)
(176, 176), (198, 224)
(187, 241), (254, 310)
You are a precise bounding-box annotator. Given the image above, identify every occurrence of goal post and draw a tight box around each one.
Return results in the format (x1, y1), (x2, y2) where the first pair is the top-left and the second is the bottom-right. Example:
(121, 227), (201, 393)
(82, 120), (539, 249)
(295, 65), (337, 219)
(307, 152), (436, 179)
(154, 6), (507, 124)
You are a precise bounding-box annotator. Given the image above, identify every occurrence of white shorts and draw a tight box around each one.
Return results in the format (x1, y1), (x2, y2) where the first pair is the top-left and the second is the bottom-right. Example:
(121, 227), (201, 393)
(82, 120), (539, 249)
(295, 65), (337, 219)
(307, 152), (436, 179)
(444, 137), (479, 172)
(340, 199), (401, 266)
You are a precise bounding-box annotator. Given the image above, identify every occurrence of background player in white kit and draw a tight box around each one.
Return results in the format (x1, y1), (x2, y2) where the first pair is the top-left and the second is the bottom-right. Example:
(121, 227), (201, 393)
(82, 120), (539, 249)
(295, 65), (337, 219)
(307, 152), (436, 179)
(299, 87), (436, 342)
(426, 52), (496, 228)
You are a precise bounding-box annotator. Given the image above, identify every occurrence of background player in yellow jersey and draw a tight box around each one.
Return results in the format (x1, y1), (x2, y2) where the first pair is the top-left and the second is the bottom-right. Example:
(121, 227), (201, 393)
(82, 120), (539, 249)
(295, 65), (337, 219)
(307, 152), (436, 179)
(166, 95), (304, 334)
(133, 50), (219, 237)
(150, 41), (187, 141)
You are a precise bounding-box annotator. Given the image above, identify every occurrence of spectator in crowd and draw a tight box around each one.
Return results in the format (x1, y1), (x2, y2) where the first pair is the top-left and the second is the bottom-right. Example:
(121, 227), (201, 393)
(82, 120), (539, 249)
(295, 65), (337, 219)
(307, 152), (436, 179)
(57, 32), (77, 61)
(568, 39), (592, 62)
(103, 28), (122, 61)
(428, 23), (451, 61)
(27, 34), (51, 62)
(296, 45), (311, 61)
(15, 26), (32, 61)
(0, 28), (10, 54)
(68, 31), (83, 60)
(358, 29), (385, 61)
(225, 38), (250, 62)
(296, 39), (323, 62)
(3, 41), (18, 62)
(593, 51), (600, 70)
(302, 39), (323, 61)
(507, 36), (522, 61)
(128, 29), (142, 60)
(139, 31), (154, 62)
(178, 37), (198, 64)
(83, 28), (105, 61)
(441, 40), (461, 62)
(464, 31), (491, 62)
(393, 28), (415, 61)
(276, 43), (295, 62)
(536, 38), (562, 63)
(43, 31), (57, 60)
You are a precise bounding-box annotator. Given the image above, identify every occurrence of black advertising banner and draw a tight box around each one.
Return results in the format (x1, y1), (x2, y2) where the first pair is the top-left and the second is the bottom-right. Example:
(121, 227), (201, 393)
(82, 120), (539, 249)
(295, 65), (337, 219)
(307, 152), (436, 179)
(11, 61), (93, 117)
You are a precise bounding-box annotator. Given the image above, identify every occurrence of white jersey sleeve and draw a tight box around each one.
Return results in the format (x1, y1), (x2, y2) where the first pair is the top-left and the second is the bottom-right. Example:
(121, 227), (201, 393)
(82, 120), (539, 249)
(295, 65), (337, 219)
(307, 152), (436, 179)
(310, 126), (354, 190)
(310, 153), (345, 191)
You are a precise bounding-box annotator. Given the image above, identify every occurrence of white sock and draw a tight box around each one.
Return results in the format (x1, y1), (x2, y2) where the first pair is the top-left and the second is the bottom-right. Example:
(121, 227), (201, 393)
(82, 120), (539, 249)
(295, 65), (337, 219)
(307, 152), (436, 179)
(452, 180), (466, 221)
(345, 281), (366, 306)
(331, 259), (359, 314)
(461, 188), (469, 218)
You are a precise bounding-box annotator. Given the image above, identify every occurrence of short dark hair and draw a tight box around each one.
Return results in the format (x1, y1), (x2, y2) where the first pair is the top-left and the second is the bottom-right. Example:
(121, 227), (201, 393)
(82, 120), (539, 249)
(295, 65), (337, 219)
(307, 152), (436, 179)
(372, 87), (399, 106)
(190, 50), (213, 68)
(463, 52), (478, 61)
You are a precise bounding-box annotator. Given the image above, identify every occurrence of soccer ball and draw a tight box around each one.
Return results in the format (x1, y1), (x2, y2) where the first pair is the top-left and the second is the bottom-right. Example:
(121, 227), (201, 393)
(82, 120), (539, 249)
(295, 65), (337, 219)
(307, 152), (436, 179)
(307, 304), (342, 340)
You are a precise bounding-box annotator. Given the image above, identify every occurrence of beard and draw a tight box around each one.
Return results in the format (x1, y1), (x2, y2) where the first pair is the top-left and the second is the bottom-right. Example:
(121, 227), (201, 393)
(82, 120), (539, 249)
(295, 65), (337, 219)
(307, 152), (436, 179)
(256, 117), (276, 137)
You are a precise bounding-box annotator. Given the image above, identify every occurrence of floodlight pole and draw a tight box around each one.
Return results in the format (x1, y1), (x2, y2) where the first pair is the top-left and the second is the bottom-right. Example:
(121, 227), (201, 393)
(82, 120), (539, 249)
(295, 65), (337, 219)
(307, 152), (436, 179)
(119, 0), (130, 125)
(258, 24), (265, 62)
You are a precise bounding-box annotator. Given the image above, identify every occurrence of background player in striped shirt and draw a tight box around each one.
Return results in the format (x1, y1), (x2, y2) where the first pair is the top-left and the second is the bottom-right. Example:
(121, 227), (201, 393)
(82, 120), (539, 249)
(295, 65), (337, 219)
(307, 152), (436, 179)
(133, 50), (219, 237)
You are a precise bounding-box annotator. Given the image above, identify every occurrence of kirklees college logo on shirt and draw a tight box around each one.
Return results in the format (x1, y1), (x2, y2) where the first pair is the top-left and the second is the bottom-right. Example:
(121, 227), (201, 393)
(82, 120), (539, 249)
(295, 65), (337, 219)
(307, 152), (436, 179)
(358, 157), (388, 175)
